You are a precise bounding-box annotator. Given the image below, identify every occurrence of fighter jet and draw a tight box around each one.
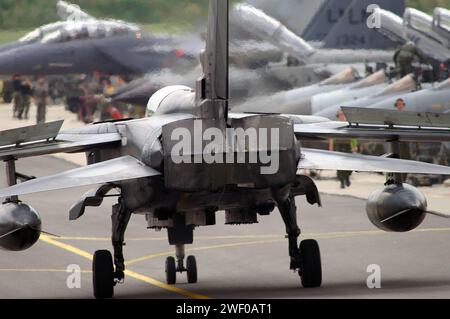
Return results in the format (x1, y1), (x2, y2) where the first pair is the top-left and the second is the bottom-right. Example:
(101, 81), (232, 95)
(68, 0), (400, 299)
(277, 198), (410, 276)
(374, 7), (450, 62)
(0, 1), (93, 54)
(249, 0), (404, 50)
(231, 3), (394, 66)
(316, 74), (419, 119)
(365, 77), (450, 113)
(267, 69), (391, 116)
(110, 66), (293, 106)
(0, 19), (200, 76)
(1, 0), (450, 299)
(432, 7), (450, 43)
(233, 69), (388, 115)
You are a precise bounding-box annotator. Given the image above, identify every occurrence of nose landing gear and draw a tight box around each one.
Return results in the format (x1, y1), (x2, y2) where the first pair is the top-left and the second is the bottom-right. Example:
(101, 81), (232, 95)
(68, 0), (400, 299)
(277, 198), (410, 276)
(165, 244), (198, 285)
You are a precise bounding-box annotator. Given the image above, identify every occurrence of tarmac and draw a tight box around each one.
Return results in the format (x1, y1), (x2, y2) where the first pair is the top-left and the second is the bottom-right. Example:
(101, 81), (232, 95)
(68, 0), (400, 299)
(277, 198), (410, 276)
(1, 102), (450, 299)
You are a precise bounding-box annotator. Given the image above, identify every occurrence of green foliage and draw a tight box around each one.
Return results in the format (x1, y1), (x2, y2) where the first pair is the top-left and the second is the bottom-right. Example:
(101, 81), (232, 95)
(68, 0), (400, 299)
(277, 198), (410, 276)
(405, 0), (450, 13)
(0, 0), (447, 32)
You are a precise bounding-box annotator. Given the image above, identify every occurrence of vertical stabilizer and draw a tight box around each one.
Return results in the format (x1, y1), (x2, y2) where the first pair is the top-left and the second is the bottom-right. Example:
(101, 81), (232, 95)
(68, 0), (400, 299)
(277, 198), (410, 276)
(302, 0), (352, 43)
(197, 0), (229, 121)
(322, 0), (405, 49)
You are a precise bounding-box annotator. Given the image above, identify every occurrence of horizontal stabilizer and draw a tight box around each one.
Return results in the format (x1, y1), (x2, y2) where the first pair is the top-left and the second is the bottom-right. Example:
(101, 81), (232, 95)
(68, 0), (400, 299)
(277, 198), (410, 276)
(299, 148), (450, 175)
(294, 122), (450, 142)
(0, 120), (63, 148)
(0, 132), (121, 160)
(342, 107), (450, 128)
(0, 156), (161, 198)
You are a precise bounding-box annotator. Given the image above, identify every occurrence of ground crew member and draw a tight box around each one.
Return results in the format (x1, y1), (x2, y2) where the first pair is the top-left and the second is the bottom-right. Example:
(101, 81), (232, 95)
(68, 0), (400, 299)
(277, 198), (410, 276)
(12, 74), (23, 118)
(19, 78), (32, 120)
(330, 110), (358, 189)
(33, 76), (48, 124)
(393, 41), (428, 78)
(394, 98), (406, 111)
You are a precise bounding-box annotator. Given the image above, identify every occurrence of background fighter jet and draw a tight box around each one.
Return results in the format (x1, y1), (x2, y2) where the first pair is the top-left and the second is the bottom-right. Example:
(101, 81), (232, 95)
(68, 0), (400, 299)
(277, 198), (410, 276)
(250, 0), (405, 50)
(316, 74), (419, 119)
(0, 1), (94, 54)
(262, 69), (391, 116)
(232, 67), (361, 113)
(366, 77), (450, 113)
(231, 3), (394, 66)
(0, 23), (200, 76)
(433, 7), (450, 43)
(1, 0), (450, 300)
(375, 7), (450, 62)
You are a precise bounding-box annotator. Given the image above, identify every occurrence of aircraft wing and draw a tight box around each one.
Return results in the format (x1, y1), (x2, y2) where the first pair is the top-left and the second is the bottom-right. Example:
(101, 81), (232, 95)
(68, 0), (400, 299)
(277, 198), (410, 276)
(294, 108), (450, 142)
(0, 156), (161, 198)
(0, 121), (122, 160)
(299, 148), (450, 175)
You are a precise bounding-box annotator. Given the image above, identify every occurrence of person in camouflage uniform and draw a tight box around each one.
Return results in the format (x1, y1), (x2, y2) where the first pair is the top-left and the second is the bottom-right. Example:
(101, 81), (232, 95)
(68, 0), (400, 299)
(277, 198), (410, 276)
(330, 110), (358, 189)
(12, 74), (23, 119)
(19, 78), (32, 120)
(393, 41), (428, 78)
(33, 76), (48, 124)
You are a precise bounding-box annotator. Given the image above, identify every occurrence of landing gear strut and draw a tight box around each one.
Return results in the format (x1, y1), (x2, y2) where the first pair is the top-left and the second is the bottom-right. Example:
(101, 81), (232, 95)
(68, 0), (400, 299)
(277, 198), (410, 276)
(165, 244), (198, 285)
(275, 192), (322, 288)
(92, 198), (131, 299)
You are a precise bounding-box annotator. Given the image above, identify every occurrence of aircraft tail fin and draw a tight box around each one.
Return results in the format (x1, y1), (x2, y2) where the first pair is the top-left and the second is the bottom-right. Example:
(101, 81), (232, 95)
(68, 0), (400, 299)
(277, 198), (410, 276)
(302, 0), (353, 43)
(322, 0), (405, 50)
(197, 0), (229, 121)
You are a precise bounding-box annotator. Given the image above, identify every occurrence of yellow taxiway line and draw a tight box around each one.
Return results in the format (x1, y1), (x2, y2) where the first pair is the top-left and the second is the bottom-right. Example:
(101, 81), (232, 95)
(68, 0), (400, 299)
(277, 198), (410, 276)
(36, 226), (450, 299)
(39, 235), (210, 299)
(0, 268), (91, 273)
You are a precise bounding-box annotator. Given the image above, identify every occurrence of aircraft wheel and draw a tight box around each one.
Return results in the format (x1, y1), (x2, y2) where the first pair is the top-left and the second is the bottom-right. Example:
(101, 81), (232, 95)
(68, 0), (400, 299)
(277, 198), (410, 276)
(186, 255), (198, 284)
(93, 250), (114, 299)
(299, 239), (322, 288)
(166, 256), (177, 285)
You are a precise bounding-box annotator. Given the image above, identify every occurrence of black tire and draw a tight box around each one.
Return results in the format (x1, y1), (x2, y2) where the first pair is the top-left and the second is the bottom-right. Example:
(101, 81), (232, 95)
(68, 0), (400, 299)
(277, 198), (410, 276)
(93, 250), (114, 299)
(166, 257), (177, 285)
(299, 240), (322, 288)
(186, 255), (198, 284)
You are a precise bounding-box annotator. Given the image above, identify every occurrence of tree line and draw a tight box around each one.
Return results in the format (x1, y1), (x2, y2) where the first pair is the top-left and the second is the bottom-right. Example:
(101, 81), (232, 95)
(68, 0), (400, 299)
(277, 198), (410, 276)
(0, 0), (447, 30)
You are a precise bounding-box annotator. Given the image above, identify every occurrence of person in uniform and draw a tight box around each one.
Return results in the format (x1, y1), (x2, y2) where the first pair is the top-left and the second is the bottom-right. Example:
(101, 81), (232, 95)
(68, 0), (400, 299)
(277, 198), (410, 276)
(330, 110), (358, 189)
(394, 98), (406, 111)
(33, 76), (49, 124)
(393, 41), (428, 78)
(12, 74), (23, 119)
(19, 78), (33, 120)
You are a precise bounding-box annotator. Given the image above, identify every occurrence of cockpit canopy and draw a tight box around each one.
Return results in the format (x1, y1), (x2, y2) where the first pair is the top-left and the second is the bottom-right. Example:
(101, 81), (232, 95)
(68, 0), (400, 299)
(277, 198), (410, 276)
(374, 8), (405, 44)
(433, 8), (450, 41)
(404, 7), (446, 46)
(40, 20), (141, 44)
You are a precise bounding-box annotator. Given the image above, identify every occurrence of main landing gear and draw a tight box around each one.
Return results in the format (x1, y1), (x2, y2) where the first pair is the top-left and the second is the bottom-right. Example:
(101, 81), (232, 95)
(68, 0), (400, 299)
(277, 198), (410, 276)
(92, 199), (131, 299)
(165, 244), (198, 285)
(275, 192), (322, 288)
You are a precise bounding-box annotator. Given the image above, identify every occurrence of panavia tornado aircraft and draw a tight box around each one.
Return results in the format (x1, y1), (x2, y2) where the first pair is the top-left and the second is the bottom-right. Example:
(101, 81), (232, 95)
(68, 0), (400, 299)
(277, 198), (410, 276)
(2, 0), (450, 299)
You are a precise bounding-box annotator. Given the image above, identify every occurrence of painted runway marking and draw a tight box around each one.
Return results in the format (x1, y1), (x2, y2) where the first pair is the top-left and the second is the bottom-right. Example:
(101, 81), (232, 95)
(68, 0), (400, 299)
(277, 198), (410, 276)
(36, 227), (450, 297)
(125, 227), (450, 266)
(126, 238), (284, 266)
(39, 235), (210, 299)
(0, 268), (91, 273)
(52, 227), (450, 243)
